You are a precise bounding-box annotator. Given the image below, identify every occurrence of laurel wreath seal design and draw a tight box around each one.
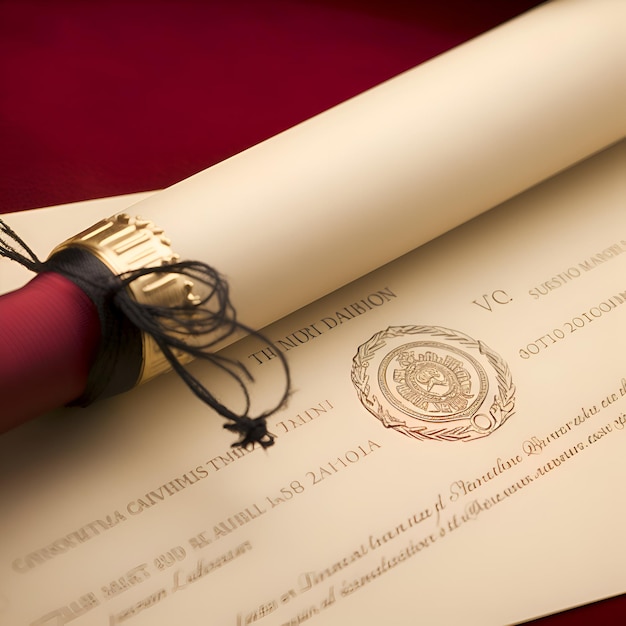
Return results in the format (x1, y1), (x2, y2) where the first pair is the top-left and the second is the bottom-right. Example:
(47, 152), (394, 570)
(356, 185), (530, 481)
(351, 325), (516, 442)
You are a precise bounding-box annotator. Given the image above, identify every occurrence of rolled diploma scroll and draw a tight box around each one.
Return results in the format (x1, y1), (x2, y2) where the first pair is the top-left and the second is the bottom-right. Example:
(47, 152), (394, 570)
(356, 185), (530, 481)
(1, 0), (625, 422)
(83, 0), (626, 334)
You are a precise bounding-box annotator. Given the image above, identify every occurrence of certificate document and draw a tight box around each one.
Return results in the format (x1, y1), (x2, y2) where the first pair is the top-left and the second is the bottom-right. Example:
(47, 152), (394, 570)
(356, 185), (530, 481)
(2, 141), (625, 625)
(1, 0), (625, 624)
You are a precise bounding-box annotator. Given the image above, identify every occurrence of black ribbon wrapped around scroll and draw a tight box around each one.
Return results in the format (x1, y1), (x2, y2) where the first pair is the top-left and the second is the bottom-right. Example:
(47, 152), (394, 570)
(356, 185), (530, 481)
(0, 217), (290, 448)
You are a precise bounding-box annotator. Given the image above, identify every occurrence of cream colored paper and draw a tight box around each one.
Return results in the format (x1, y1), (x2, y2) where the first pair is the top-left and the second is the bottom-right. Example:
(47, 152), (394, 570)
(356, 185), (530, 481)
(1, 141), (625, 626)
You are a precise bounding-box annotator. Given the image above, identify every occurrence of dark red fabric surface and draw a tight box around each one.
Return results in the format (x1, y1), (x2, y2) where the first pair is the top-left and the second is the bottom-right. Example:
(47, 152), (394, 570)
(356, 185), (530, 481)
(527, 596), (626, 626)
(0, 1), (624, 622)
(1, 0), (544, 213)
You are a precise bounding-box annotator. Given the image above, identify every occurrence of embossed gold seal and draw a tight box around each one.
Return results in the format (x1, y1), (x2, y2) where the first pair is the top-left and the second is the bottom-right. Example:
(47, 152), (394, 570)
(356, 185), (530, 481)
(50, 213), (199, 384)
(352, 326), (515, 442)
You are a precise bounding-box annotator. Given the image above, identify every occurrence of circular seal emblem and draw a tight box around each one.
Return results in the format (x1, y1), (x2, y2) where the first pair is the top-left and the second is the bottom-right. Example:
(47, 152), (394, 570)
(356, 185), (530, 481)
(352, 326), (515, 442)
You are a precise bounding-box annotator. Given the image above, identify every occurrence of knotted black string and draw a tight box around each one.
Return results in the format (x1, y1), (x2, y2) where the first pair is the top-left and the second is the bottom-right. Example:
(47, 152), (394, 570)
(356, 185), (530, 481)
(0, 219), (47, 273)
(1, 218), (290, 448)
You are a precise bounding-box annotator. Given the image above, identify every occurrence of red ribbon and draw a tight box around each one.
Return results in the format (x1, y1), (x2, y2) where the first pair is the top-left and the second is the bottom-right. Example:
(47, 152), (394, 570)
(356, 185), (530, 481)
(0, 272), (100, 432)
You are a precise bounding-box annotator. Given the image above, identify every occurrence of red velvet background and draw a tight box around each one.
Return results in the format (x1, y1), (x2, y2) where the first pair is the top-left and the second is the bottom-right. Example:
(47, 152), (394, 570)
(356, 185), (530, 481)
(0, 1), (624, 621)
(0, 0), (547, 213)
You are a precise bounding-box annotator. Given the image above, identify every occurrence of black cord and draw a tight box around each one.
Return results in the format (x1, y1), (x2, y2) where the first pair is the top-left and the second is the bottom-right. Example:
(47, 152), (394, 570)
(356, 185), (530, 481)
(1, 218), (291, 448)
